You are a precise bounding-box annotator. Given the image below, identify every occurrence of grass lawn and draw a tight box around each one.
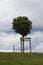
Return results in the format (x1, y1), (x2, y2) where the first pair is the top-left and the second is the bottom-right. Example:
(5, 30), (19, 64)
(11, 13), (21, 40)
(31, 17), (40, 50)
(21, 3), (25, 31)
(0, 52), (43, 65)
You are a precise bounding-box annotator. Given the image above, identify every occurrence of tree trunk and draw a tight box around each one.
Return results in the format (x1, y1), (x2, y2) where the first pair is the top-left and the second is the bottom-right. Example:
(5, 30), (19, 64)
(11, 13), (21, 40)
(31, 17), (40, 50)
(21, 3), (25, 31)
(22, 36), (24, 53)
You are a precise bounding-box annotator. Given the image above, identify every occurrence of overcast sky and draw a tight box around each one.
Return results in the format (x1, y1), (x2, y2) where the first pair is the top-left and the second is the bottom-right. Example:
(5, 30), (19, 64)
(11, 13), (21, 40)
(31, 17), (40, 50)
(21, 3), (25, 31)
(0, 0), (43, 52)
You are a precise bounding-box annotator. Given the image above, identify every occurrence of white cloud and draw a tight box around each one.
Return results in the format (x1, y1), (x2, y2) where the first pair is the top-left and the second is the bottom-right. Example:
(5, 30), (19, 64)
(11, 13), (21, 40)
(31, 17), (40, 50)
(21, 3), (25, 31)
(0, 0), (43, 52)
(0, 32), (21, 52)
(31, 31), (43, 52)
(0, 31), (43, 52)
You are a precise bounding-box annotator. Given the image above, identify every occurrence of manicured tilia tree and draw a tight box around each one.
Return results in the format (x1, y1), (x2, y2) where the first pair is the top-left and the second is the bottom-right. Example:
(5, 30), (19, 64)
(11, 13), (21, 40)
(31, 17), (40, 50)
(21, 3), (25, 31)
(12, 16), (32, 52)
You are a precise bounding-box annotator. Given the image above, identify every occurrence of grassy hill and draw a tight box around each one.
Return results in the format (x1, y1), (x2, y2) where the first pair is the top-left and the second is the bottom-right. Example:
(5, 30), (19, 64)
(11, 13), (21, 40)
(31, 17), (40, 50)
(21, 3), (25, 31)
(0, 52), (43, 65)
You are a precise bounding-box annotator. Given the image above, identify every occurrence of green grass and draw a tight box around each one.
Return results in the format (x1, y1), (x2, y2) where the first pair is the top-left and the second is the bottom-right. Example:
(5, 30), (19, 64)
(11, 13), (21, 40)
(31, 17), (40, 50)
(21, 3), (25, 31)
(0, 52), (43, 65)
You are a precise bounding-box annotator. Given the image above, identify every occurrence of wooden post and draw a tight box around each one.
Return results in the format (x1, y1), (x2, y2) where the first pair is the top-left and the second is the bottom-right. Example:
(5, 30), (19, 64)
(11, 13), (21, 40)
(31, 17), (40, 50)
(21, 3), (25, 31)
(30, 38), (31, 53)
(23, 36), (24, 53)
(13, 45), (15, 52)
(20, 37), (22, 52)
(20, 37), (31, 53)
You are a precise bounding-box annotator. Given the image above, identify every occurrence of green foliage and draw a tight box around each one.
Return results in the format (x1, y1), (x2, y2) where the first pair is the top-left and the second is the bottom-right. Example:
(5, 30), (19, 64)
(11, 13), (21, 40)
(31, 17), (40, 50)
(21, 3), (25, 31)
(0, 53), (43, 65)
(12, 16), (32, 36)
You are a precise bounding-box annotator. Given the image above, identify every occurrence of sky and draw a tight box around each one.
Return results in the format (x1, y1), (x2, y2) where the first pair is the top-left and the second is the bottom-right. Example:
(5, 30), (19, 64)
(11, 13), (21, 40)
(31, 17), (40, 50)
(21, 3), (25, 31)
(0, 0), (43, 52)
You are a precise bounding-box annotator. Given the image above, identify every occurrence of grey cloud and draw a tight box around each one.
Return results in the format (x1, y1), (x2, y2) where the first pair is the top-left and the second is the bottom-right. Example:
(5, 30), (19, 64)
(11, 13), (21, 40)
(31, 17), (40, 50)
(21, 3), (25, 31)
(0, 0), (43, 52)
(0, 0), (43, 32)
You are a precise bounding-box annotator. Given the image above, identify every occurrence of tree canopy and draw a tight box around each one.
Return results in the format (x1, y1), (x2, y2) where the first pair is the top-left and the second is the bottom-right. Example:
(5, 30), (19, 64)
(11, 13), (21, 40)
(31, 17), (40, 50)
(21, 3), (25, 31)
(12, 16), (32, 36)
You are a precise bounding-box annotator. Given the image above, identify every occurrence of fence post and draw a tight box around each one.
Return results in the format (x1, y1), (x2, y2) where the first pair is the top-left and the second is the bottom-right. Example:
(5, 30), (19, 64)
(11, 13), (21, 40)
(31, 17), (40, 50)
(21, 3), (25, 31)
(13, 45), (15, 52)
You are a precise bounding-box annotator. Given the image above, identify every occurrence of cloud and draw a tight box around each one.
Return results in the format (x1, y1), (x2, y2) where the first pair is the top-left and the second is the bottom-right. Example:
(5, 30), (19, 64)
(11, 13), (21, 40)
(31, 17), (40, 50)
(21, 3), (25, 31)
(0, 31), (43, 52)
(0, 0), (43, 52)
(0, 0), (43, 32)
(0, 32), (21, 52)
(31, 31), (43, 52)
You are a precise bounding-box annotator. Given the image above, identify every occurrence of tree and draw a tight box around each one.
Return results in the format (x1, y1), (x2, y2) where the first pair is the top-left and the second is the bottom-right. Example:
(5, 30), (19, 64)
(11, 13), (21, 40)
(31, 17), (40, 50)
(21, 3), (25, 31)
(12, 16), (32, 52)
